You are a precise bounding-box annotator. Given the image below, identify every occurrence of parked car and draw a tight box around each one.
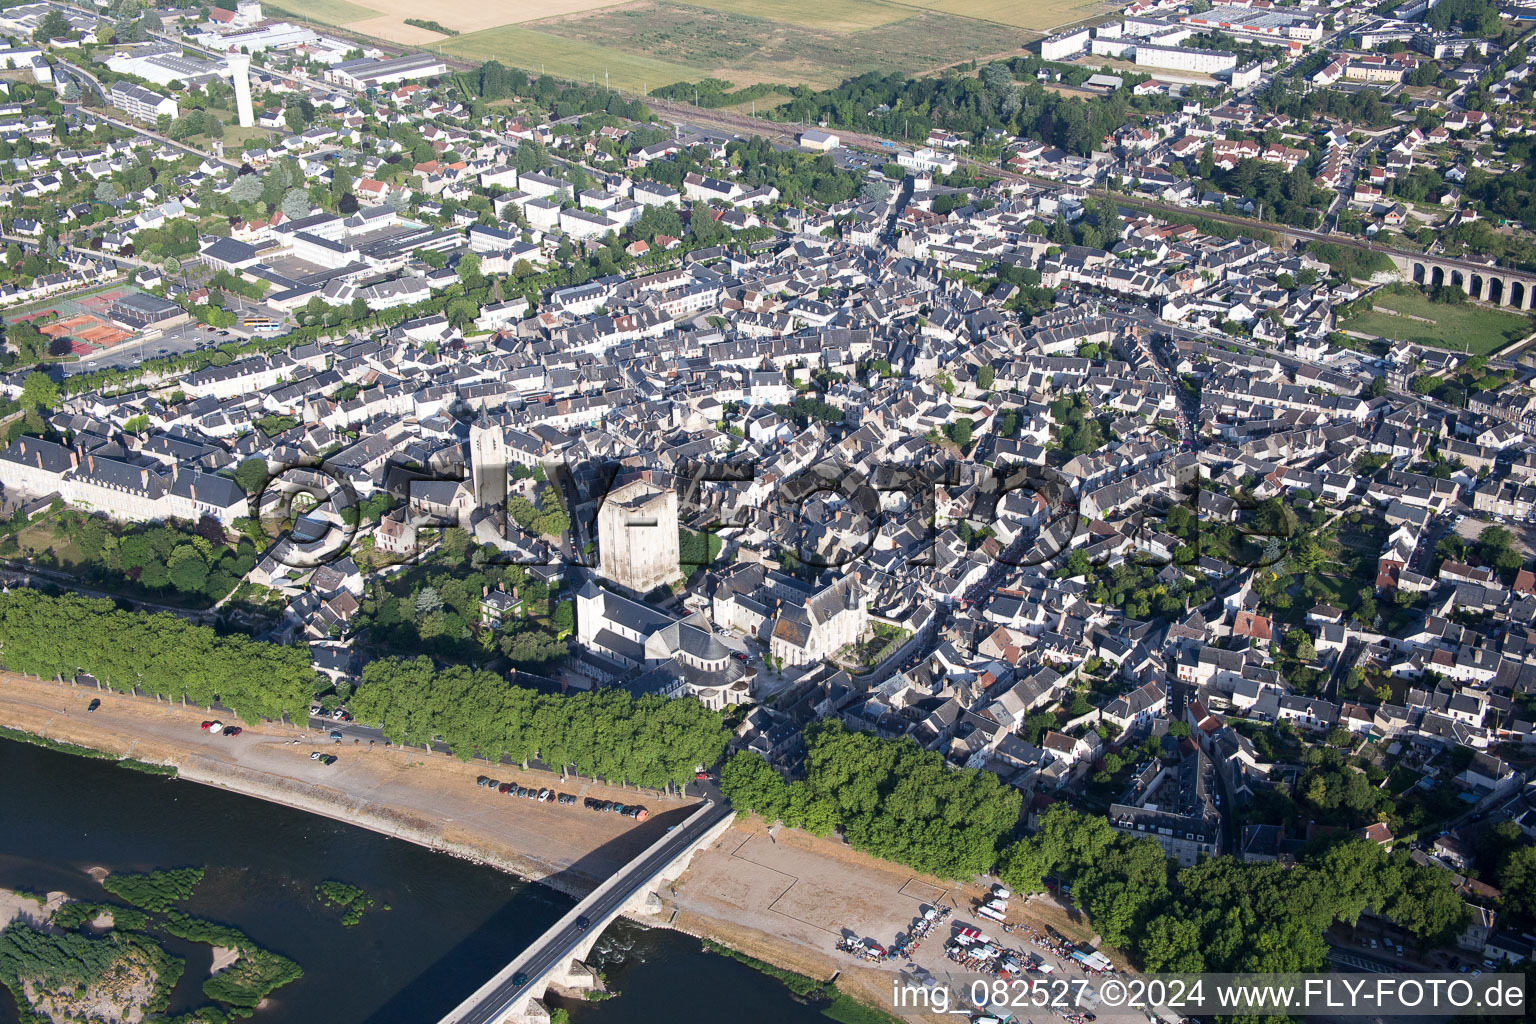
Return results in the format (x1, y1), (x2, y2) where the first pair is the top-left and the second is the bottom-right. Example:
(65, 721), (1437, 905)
(321, 754), (337, 765)
(311, 751), (323, 760)
(87, 698), (101, 712)
(224, 727), (242, 737)
(477, 776), (491, 787)
(207, 721), (224, 734)
(200, 721), (213, 730)
(329, 730), (342, 741)
(695, 771), (711, 780)
(500, 783), (514, 794)
(538, 788), (551, 802)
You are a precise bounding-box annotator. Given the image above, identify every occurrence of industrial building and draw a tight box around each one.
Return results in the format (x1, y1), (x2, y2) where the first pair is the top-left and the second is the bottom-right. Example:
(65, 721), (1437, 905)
(324, 53), (451, 90)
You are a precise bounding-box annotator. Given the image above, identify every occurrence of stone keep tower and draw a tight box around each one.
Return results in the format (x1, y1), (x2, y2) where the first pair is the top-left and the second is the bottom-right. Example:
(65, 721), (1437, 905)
(597, 480), (680, 593)
(469, 420), (508, 514)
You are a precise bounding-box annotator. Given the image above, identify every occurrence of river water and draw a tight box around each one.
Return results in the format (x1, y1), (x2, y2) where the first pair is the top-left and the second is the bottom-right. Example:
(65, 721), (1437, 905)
(0, 737), (830, 1024)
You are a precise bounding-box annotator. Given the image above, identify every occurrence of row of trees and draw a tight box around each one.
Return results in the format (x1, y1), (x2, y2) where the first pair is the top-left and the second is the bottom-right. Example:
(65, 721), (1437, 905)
(1000, 806), (1469, 969)
(758, 60), (1181, 158)
(720, 721), (1023, 879)
(349, 656), (729, 789)
(0, 590), (316, 723)
(724, 726), (1470, 970)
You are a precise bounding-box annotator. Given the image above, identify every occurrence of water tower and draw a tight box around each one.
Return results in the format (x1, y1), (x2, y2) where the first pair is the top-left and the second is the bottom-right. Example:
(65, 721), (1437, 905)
(227, 53), (255, 128)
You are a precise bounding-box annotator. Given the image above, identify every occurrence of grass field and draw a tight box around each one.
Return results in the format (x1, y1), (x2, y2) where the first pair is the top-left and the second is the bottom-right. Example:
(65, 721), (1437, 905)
(442, 25), (705, 91)
(883, 0), (1112, 29)
(675, 0), (911, 30)
(288, 0), (1086, 84)
(272, 0), (631, 45)
(530, 1), (1036, 88)
(266, 0), (380, 25)
(1349, 290), (1533, 355)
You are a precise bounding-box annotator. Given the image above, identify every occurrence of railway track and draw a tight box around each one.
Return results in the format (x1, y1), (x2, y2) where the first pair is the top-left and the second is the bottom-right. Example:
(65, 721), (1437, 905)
(102, 8), (1529, 288)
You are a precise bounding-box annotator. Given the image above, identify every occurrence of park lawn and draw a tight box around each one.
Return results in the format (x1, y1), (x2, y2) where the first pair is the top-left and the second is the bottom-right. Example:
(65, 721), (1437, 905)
(442, 25), (705, 92)
(189, 107), (275, 150)
(1349, 289), (1532, 355)
(11, 522), (85, 568)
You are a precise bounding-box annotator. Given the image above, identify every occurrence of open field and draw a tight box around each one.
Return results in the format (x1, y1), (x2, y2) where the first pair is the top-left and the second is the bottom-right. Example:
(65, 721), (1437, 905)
(523, 1), (1037, 89)
(283, 0), (1084, 85)
(272, 0), (634, 45)
(676, 0), (911, 30)
(266, 0), (381, 25)
(883, 0), (1114, 29)
(442, 25), (705, 92)
(1349, 289), (1533, 355)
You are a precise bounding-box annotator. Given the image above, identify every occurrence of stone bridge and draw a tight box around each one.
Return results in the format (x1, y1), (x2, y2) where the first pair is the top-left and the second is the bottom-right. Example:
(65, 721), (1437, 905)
(1384, 251), (1536, 310)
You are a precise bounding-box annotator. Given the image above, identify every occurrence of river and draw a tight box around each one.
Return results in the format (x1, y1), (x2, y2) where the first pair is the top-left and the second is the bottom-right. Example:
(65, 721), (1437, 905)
(0, 737), (830, 1024)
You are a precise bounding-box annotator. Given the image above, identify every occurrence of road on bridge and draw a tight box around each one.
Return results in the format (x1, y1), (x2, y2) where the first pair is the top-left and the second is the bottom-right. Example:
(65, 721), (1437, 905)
(441, 798), (734, 1024)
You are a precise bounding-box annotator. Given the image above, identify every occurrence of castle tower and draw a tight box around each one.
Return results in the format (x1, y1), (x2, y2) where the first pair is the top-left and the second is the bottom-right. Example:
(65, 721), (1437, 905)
(597, 480), (681, 593)
(469, 420), (508, 514)
(227, 53), (255, 129)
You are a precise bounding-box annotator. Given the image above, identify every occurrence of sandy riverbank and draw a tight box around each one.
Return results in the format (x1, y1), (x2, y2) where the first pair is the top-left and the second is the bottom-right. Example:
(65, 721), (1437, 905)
(0, 671), (697, 900)
(0, 673), (1035, 1023)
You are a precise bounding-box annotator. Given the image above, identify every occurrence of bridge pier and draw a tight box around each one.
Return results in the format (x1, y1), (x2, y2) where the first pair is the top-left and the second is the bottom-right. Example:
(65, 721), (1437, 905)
(1389, 253), (1536, 311)
(437, 801), (736, 1024)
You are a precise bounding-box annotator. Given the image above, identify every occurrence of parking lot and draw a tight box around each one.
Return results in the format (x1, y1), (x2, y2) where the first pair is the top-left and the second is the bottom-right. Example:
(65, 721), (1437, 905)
(68, 321), (223, 372)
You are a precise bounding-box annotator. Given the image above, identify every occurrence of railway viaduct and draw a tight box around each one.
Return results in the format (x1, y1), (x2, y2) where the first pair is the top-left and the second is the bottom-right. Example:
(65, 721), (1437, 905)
(1384, 251), (1536, 310)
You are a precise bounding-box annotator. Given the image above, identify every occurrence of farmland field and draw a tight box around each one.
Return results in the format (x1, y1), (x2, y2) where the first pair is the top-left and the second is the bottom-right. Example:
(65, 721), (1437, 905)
(884, 0), (1114, 29)
(266, 0), (381, 26)
(523, 1), (1037, 89)
(676, 0), (912, 30)
(1348, 289), (1533, 356)
(441, 25), (705, 92)
(284, 0), (1098, 85)
(271, 0), (634, 45)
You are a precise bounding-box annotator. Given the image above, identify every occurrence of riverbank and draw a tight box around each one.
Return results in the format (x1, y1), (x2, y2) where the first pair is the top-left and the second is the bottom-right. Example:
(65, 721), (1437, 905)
(0, 671), (692, 902)
(0, 673), (980, 1023)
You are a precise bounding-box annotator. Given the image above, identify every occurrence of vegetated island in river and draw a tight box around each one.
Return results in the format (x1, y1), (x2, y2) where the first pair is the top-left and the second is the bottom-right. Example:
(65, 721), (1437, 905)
(0, 871), (303, 1024)
(313, 881), (384, 927)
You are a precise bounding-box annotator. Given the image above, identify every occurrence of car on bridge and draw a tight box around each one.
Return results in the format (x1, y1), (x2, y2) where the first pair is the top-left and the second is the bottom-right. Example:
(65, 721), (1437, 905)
(512, 972), (528, 989)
